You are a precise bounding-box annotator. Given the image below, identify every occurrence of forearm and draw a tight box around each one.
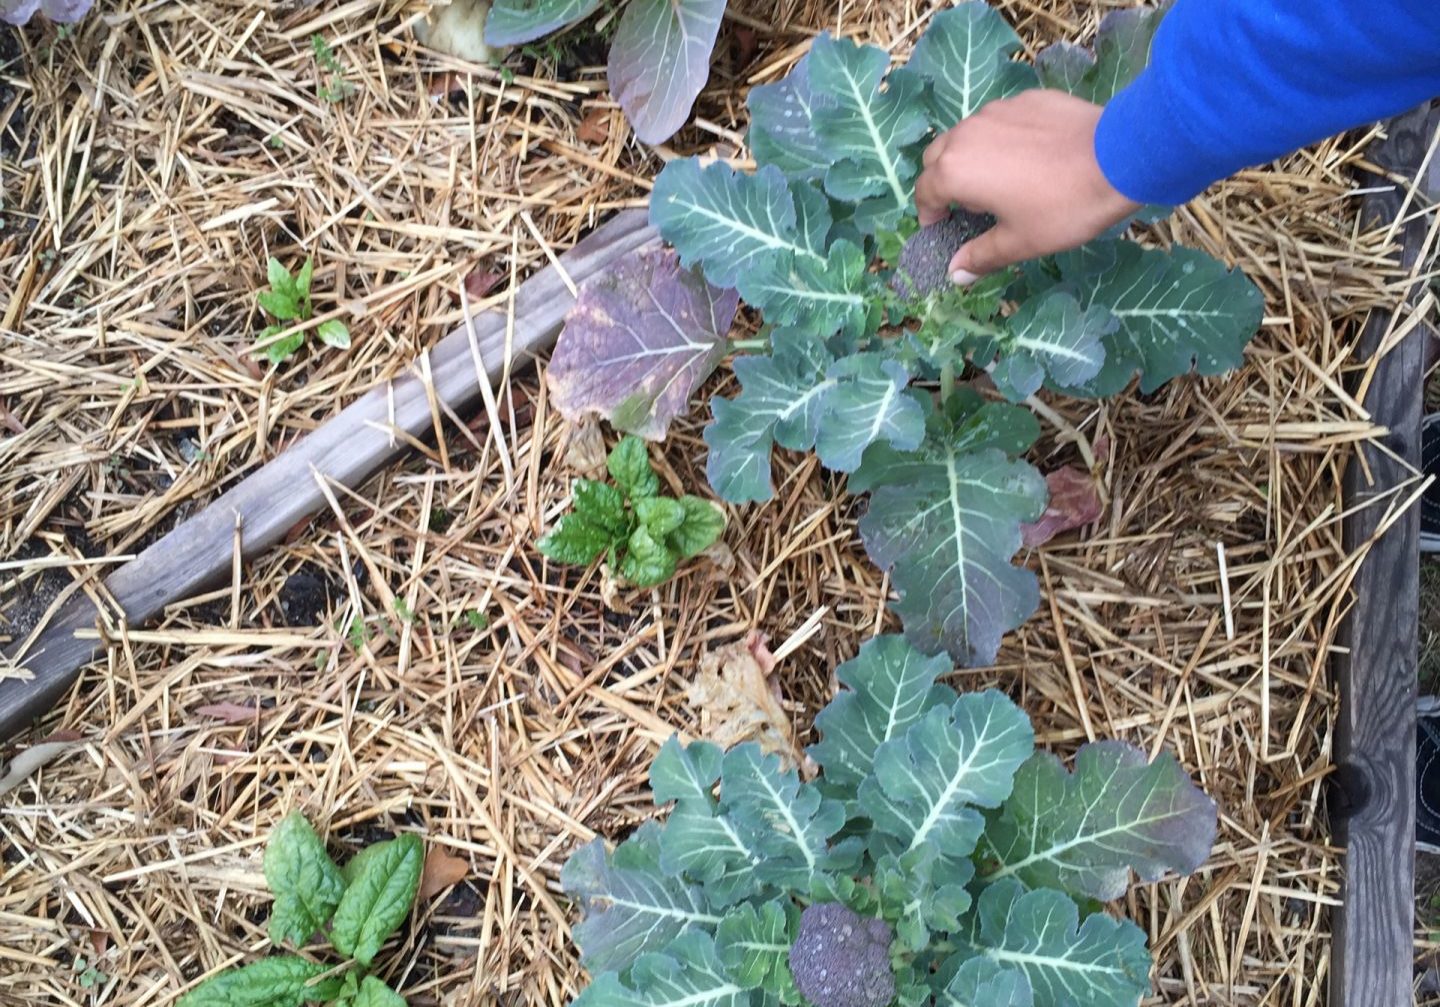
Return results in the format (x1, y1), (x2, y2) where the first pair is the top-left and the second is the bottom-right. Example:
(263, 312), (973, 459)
(1095, 0), (1440, 206)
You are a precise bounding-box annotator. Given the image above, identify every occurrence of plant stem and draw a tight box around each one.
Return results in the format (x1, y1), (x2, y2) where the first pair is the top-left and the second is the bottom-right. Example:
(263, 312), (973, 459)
(940, 361), (955, 402)
(730, 338), (768, 352)
(1024, 392), (1100, 477)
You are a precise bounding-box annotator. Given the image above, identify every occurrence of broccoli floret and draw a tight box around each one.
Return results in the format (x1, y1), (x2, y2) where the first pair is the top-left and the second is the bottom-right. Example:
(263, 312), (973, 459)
(890, 210), (996, 299)
(787, 903), (895, 1007)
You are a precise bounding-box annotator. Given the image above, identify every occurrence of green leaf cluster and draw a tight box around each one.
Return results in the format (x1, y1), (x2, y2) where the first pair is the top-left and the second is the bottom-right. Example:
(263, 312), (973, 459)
(538, 435), (725, 588)
(256, 257), (352, 365)
(561, 634), (1218, 1007)
(178, 813), (422, 1007)
(628, 1), (1264, 666)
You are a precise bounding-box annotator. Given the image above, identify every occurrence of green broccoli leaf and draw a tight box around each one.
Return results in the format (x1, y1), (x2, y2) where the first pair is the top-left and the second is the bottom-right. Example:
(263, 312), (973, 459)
(808, 633), (956, 789)
(737, 238), (876, 345)
(316, 320), (350, 349)
(620, 525), (678, 587)
(177, 957), (343, 1007)
(854, 401), (1048, 666)
(813, 354), (925, 473)
(336, 976), (407, 1007)
(573, 931), (747, 1007)
(538, 512), (615, 566)
(957, 880), (1150, 1007)
(563, 821), (723, 974)
(329, 833), (423, 967)
(657, 800), (764, 907)
(1060, 241), (1264, 395)
(608, 435), (661, 499)
(908, 2), (1036, 126)
(668, 496), (725, 559)
(861, 690), (1032, 858)
(262, 811), (347, 946)
(704, 338), (835, 503)
(746, 51), (830, 179)
(806, 34), (931, 232)
(258, 289), (300, 321)
(650, 160), (825, 289)
(980, 289), (1114, 401)
(979, 740), (1218, 901)
(484, 0), (602, 46)
(718, 743), (850, 890)
(873, 845), (974, 953)
(650, 735), (724, 806)
(933, 958), (1033, 1007)
(714, 899), (798, 995)
(1035, 5), (1165, 105)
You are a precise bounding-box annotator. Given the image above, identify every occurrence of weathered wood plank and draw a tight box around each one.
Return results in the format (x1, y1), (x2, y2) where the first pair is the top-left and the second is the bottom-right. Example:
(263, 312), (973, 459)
(1331, 101), (1438, 1007)
(0, 210), (658, 741)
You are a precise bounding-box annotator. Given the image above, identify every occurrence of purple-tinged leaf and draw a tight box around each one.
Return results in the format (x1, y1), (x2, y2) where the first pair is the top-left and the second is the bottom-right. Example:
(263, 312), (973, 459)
(1035, 5), (1166, 105)
(608, 0), (726, 144)
(2, 0), (89, 25)
(547, 247), (738, 440)
(1021, 466), (1102, 548)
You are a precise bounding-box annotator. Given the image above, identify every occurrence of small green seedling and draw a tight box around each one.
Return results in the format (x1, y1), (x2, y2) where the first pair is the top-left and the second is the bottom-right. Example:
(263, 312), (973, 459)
(256, 257), (351, 364)
(538, 436), (725, 589)
(311, 34), (354, 103)
(463, 609), (488, 631)
(73, 957), (106, 990)
(179, 812), (422, 1007)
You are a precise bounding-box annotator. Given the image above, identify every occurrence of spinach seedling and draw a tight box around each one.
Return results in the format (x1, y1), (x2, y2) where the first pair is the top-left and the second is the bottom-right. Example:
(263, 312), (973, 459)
(538, 436), (724, 588)
(178, 813), (422, 1007)
(255, 257), (351, 365)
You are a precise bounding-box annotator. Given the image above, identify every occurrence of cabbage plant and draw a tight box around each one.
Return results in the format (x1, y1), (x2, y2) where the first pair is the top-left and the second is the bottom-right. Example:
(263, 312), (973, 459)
(546, 2), (1263, 666)
(562, 634), (1216, 1007)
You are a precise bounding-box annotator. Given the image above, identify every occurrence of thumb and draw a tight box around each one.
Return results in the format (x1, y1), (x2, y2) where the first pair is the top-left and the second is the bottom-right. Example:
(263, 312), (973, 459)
(947, 225), (1028, 284)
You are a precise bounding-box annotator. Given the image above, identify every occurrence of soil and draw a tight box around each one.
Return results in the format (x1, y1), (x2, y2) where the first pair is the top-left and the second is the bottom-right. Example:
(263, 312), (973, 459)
(276, 567), (335, 628)
(1423, 560), (1440, 692)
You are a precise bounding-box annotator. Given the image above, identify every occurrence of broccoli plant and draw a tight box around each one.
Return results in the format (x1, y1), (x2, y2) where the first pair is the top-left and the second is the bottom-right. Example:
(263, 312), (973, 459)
(561, 633), (1216, 1007)
(539, 434), (726, 588)
(2, 0), (90, 26)
(178, 813), (422, 1007)
(546, 2), (1263, 666)
(482, 0), (726, 143)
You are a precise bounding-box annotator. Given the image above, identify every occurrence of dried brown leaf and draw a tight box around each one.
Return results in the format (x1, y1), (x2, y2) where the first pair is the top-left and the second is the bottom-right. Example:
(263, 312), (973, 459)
(577, 108), (611, 145)
(686, 631), (800, 767)
(1021, 466), (1103, 547)
(419, 847), (470, 901)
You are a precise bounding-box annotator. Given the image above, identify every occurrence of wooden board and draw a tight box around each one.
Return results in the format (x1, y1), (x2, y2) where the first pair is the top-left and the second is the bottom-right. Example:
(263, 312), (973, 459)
(1331, 101), (1438, 1007)
(0, 210), (658, 741)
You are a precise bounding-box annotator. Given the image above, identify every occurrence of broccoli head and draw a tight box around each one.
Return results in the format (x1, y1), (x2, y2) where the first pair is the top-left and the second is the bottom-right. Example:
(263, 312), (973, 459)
(787, 903), (895, 1007)
(890, 210), (996, 300)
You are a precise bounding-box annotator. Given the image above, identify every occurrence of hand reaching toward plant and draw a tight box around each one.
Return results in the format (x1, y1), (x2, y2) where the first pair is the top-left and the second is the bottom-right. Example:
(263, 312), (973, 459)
(913, 90), (1140, 284)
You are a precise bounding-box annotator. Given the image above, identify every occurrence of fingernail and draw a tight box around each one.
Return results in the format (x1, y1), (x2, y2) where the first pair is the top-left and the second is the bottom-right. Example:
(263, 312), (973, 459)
(950, 268), (979, 286)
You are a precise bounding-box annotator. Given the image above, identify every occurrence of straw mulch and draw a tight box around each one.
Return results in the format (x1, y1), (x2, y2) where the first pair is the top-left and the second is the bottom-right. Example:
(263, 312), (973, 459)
(0, 1), (1418, 1004)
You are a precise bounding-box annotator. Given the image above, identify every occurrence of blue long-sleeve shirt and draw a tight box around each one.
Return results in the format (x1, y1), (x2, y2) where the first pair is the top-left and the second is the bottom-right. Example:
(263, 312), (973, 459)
(1094, 0), (1440, 206)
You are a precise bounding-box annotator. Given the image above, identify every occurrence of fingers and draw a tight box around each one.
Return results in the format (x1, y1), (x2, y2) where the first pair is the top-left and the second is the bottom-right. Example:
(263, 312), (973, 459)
(948, 225), (1031, 281)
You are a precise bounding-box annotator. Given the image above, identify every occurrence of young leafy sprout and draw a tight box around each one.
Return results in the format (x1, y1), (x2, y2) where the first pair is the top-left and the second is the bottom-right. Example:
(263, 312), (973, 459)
(561, 634), (1217, 1007)
(539, 435), (725, 588)
(545, 0), (1264, 668)
(179, 812), (421, 1007)
(256, 257), (351, 365)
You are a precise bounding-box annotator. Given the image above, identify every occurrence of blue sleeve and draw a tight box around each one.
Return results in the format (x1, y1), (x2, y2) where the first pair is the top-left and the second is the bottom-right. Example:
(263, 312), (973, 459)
(1094, 0), (1440, 206)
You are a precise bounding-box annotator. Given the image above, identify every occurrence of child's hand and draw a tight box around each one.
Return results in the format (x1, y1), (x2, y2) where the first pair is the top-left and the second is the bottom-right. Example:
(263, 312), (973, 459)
(914, 90), (1141, 284)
